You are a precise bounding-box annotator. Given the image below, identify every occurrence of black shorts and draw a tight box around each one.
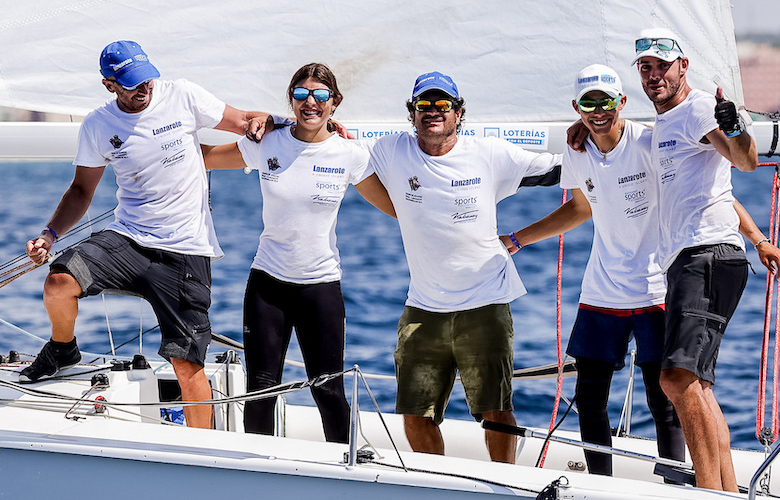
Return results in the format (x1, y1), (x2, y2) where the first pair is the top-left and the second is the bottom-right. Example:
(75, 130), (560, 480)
(51, 230), (212, 365)
(663, 244), (748, 383)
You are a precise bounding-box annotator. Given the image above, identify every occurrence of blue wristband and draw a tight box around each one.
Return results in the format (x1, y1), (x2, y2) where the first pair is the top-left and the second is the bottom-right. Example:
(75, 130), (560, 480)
(509, 233), (522, 250)
(44, 227), (59, 242)
(724, 128), (743, 138)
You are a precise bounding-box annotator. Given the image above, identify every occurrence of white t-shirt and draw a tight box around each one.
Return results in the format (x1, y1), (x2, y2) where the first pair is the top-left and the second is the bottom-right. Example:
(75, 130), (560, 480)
(561, 120), (665, 308)
(365, 133), (560, 312)
(651, 89), (744, 270)
(238, 128), (370, 284)
(74, 79), (226, 257)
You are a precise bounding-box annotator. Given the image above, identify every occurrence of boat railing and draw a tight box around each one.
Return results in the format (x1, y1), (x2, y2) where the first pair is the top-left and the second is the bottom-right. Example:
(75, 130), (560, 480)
(749, 439), (780, 500)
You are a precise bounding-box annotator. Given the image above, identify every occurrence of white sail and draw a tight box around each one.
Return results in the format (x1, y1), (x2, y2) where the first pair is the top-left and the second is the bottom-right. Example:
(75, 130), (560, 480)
(0, 0), (742, 122)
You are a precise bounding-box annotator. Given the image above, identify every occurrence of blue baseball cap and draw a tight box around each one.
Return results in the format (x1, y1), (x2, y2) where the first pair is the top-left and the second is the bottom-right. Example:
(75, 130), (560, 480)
(100, 41), (160, 89)
(412, 71), (459, 99)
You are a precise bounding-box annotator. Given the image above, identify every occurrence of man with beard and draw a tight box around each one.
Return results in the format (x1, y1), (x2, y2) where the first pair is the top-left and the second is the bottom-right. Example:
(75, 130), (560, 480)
(23, 40), (271, 429)
(632, 28), (762, 491)
(359, 72), (561, 462)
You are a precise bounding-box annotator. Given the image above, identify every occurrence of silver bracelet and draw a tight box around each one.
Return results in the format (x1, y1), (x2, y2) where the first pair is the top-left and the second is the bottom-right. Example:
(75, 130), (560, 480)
(755, 238), (771, 250)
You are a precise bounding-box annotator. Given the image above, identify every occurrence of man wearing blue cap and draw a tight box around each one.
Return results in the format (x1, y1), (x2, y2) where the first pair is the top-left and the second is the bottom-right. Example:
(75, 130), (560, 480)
(360, 71), (561, 462)
(23, 41), (270, 429)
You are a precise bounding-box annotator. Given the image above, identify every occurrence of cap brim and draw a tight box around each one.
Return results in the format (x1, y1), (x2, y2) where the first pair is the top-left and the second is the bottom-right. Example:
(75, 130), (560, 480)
(631, 49), (682, 66)
(412, 84), (458, 99)
(576, 87), (621, 102)
(115, 63), (161, 88)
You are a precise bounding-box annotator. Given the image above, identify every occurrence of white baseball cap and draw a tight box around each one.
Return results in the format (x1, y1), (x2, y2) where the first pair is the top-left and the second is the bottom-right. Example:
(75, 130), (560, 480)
(632, 28), (685, 65)
(574, 64), (623, 101)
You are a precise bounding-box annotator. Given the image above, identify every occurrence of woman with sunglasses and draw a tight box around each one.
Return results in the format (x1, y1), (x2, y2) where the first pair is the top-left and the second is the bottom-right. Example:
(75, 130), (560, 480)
(203, 63), (394, 442)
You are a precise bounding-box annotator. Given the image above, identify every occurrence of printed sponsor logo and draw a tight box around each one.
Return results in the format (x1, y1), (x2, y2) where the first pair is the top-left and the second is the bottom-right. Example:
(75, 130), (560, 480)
(160, 138), (182, 151)
(660, 157), (673, 169)
(455, 196), (477, 206)
(109, 135), (123, 149)
(161, 151), (185, 168)
(601, 74), (616, 84)
(624, 189), (646, 202)
(452, 210), (478, 223)
(111, 151), (128, 160)
(617, 172), (647, 185)
(408, 176), (421, 191)
(658, 139), (677, 148)
(112, 57), (133, 71)
(661, 171), (676, 184)
(625, 203), (649, 219)
(451, 177), (481, 187)
(311, 194), (339, 206)
(577, 75), (599, 85)
(267, 157), (281, 171)
(316, 182), (343, 192)
(585, 178), (595, 192)
(405, 193), (423, 203)
(313, 165), (346, 174)
(261, 172), (279, 182)
(360, 130), (403, 139)
(152, 121), (182, 136)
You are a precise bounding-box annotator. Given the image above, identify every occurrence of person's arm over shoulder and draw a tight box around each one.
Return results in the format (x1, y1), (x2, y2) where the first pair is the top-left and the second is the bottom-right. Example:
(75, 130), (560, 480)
(356, 174), (396, 218)
(202, 142), (247, 171)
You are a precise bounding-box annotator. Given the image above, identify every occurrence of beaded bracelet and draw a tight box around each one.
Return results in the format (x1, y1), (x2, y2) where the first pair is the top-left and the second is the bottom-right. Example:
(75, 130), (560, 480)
(509, 233), (522, 250)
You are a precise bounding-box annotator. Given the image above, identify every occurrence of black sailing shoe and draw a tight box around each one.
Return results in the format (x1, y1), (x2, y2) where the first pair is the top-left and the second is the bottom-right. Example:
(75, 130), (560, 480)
(19, 339), (82, 383)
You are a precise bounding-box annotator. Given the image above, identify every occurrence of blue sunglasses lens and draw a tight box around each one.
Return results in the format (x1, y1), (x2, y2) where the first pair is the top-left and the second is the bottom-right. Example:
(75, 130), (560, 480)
(635, 38), (676, 52)
(292, 88), (332, 102)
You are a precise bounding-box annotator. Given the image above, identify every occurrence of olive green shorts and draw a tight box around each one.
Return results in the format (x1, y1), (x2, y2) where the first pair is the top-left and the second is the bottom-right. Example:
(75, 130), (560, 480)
(394, 304), (514, 425)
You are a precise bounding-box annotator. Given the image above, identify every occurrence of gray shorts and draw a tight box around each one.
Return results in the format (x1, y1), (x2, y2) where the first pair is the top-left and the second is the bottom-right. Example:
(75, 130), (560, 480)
(51, 230), (212, 365)
(663, 244), (748, 383)
(394, 304), (514, 425)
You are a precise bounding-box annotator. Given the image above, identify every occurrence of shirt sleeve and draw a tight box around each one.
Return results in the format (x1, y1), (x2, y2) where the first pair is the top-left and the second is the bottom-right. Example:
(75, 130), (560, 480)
(180, 79), (226, 130)
(688, 92), (720, 145)
(559, 147), (580, 189)
(494, 138), (561, 200)
(237, 135), (264, 170)
(73, 115), (109, 168)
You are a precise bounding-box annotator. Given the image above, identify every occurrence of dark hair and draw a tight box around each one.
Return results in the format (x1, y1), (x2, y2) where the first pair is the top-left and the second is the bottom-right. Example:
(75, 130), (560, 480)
(406, 95), (467, 133)
(287, 63), (343, 108)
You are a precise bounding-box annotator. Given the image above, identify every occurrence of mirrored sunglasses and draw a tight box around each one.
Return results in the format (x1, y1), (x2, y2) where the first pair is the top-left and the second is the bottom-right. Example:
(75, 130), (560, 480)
(112, 79), (152, 91)
(413, 99), (454, 112)
(635, 37), (678, 52)
(292, 87), (333, 102)
(576, 96), (620, 113)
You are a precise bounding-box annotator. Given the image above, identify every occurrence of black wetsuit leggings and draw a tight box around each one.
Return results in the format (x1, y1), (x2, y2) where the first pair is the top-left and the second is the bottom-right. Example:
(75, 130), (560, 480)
(575, 356), (685, 476)
(242, 269), (350, 443)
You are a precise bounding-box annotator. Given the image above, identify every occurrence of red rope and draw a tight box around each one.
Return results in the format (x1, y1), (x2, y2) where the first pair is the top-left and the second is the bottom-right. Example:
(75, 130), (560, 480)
(539, 188), (567, 467)
(758, 165), (780, 445)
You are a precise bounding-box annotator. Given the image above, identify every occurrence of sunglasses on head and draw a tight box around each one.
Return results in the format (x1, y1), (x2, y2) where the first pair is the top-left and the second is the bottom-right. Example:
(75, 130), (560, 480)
(576, 95), (620, 113)
(292, 87), (333, 102)
(635, 37), (678, 52)
(413, 99), (454, 112)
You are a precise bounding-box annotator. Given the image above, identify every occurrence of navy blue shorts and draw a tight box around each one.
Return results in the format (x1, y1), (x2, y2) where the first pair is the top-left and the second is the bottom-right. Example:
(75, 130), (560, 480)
(663, 244), (748, 383)
(51, 230), (212, 365)
(566, 304), (665, 369)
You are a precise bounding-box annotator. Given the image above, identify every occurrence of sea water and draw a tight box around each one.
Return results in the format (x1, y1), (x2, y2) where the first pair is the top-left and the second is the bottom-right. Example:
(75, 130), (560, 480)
(0, 159), (777, 450)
